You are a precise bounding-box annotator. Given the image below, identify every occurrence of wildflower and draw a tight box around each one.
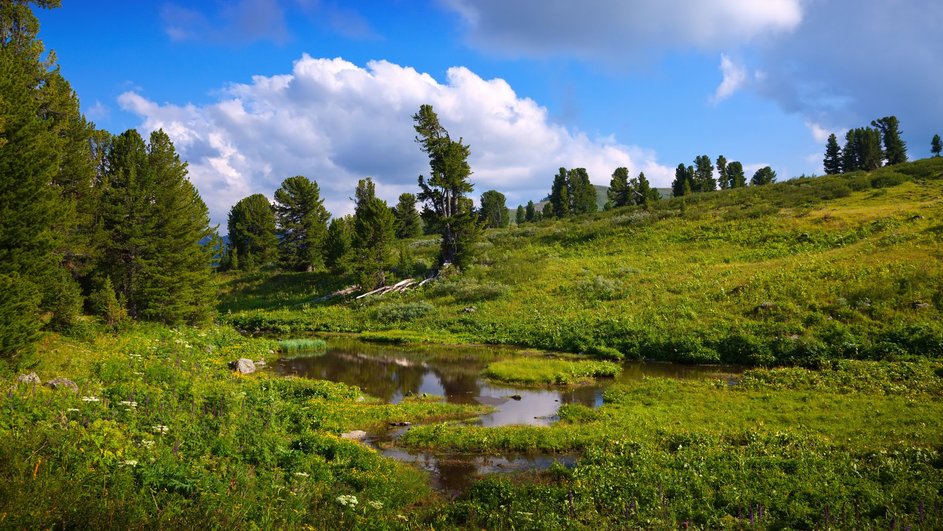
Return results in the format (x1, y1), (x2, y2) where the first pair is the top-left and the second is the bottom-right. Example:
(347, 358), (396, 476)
(140, 439), (155, 448)
(121, 460), (138, 467)
(66, 408), (80, 413)
(81, 396), (100, 403)
(152, 425), (169, 434)
(368, 501), (384, 510)
(119, 401), (138, 408)
(293, 472), (309, 478)
(335, 494), (358, 508)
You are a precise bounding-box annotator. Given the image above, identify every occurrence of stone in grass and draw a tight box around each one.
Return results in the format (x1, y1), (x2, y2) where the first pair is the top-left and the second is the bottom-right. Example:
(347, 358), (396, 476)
(229, 358), (256, 374)
(341, 430), (368, 441)
(254, 360), (267, 368)
(45, 377), (78, 393)
(16, 372), (41, 386)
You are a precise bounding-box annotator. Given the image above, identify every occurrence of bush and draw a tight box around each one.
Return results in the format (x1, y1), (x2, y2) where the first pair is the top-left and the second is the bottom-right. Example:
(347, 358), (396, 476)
(375, 301), (434, 323)
(584, 345), (624, 361)
(89, 277), (128, 327)
(870, 171), (908, 189)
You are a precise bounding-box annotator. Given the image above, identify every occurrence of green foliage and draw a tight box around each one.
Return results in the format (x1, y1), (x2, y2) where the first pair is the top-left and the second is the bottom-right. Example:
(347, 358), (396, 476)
(525, 200), (537, 222)
(693, 154), (716, 192)
(715, 154), (728, 189)
(351, 178), (396, 289)
(549, 167), (570, 217)
(931, 134), (941, 157)
(88, 277), (128, 327)
(392, 192), (422, 239)
(414, 104), (481, 268)
(567, 168), (598, 215)
(824, 133), (843, 174)
(479, 189), (510, 228)
(325, 216), (353, 275)
(0, 274), (41, 362)
(872, 116), (907, 165)
(515, 204), (525, 225)
(750, 165), (777, 186)
(727, 160), (746, 188)
(844, 127), (883, 172)
(227, 194), (278, 271)
(375, 301), (434, 323)
(483, 357), (622, 385)
(274, 175), (330, 272)
(608, 166), (631, 208)
(277, 338), (327, 354)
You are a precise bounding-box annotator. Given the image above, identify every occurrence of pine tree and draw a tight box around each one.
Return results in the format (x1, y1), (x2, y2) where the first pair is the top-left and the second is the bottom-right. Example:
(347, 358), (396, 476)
(715, 155), (728, 190)
(414, 104), (481, 268)
(671, 163), (688, 197)
(274, 175), (329, 271)
(392, 193), (422, 239)
(932, 134), (942, 157)
(750, 166), (777, 186)
(608, 167), (631, 207)
(871, 116), (907, 165)
(693, 155), (716, 192)
(727, 161), (746, 188)
(823, 133), (843, 175)
(479, 190), (510, 228)
(550, 168), (570, 217)
(630, 172), (659, 206)
(325, 216), (353, 275)
(567, 168), (597, 215)
(228, 194), (278, 271)
(515, 205), (526, 225)
(352, 178), (395, 288)
(525, 200), (537, 222)
(100, 129), (216, 324)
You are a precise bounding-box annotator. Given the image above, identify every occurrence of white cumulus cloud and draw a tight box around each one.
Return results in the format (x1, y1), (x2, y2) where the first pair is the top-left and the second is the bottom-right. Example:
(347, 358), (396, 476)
(119, 55), (672, 228)
(710, 54), (748, 104)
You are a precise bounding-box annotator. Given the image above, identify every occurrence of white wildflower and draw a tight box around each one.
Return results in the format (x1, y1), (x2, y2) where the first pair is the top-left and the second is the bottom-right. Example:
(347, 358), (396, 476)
(66, 408), (80, 413)
(336, 494), (358, 508)
(119, 401), (138, 408)
(81, 396), (100, 403)
(369, 501), (384, 510)
(140, 439), (155, 448)
(152, 425), (169, 434)
(121, 460), (138, 467)
(293, 472), (309, 478)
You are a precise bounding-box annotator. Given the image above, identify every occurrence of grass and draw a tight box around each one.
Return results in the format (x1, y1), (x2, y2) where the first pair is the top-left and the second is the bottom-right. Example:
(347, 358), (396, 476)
(219, 157), (943, 367)
(483, 357), (622, 385)
(277, 337), (327, 354)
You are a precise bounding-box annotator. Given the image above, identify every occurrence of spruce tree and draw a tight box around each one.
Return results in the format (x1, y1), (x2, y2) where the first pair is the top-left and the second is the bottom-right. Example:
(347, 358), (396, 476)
(550, 168), (570, 217)
(525, 200), (537, 222)
(727, 161), (746, 188)
(693, 155), (716, 192)
(392, 193), (422, 239)
(715, 155), (728, 190)
(750, 166), (777, 186)
(414, 104), (481, 268)
(608, 166), (631, 207)
(823, 133), (843, 175)
(325, 216), (353, 275)
(228, 194), (278, 271)
(871, 116), (907, 165)
(274, 175), (329, 272)
(352, 178), (395, 288)
(671, 163), (688, 197)
(515, 205), (526, 225)
(932, 134), (942, 157)
(479, 190), (510, 228)
(567, 168), (597, 215)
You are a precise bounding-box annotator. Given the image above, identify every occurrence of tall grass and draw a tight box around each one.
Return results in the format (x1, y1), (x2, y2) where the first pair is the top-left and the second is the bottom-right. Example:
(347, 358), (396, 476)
(277, 338), (327, 353)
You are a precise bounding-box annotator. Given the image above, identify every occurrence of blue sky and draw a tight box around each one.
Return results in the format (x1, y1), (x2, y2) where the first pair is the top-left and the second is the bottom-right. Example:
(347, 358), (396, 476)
(37, 0), (943, 227)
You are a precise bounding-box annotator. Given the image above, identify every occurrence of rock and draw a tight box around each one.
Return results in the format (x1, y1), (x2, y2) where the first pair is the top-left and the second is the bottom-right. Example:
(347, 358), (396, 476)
(509, 394), (523, 401)
(340, 430), (368, 441)
(254, 360), (267, 368)
(228, 358), (256, 374)
(461, 306), (477, 313)
(754, 301), (776, 313)
(16, 372), (41, 386)
(912, 301), (931, 310)
(45, 377), (78, 393)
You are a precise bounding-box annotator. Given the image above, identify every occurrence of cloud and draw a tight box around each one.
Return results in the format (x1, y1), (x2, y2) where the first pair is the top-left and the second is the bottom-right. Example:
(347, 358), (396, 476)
(440, 0), (802, 63)
(118, 55), (672, 228)
(160, 0), (289, 44)
(85, 100), (110, 122)
(805, 121), (832, 144)
(710, 54), (747, 104)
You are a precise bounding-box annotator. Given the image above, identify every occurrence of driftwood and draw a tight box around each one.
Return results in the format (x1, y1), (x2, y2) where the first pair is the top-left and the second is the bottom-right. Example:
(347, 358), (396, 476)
(313, 284), (360, 302)
(355, 278), (417, 300)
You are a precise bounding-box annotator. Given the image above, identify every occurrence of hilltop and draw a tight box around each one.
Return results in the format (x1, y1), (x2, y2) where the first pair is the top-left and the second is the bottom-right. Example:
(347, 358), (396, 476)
(222, 157), (943, 366)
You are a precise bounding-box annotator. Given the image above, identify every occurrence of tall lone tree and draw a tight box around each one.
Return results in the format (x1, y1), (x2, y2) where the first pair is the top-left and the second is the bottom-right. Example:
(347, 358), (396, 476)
(608, 167), (631, 208)
(823, 133), (843, 175)
(515, 205), (526, 225)
(871, 116), (907, 165)
(479, 190), (510, 228)
(932, 134), (942, 157)
(567, 168), (597, 215)
(693, 155), (716, 192)
(715, 155), (728, 190)
(525, 200), (537, 222)
(392, 193), (422, 239)
(671, 163), (689, 197)
(414, 104), (481, 268)
(274, 175), (330, 272)
(727, 161), (746, 188)
(352, 178), (395, 288)
(100, 129), (216, 324)
(228, 194), (278, 271)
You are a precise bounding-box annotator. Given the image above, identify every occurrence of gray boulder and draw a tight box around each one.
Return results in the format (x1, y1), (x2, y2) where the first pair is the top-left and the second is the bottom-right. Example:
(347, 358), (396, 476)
(45, 377), (78, 393)
(228, 358), (256, 374)
(340, 430), (368, 441)
(16, 372), (41, 386)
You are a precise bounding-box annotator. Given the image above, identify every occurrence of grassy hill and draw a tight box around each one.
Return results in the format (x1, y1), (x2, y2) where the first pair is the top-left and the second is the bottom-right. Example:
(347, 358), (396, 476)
(222, 157), (943, 366)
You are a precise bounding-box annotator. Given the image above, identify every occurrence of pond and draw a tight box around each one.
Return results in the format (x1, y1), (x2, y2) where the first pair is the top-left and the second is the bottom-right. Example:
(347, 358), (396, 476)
(272, 337), (739, 494)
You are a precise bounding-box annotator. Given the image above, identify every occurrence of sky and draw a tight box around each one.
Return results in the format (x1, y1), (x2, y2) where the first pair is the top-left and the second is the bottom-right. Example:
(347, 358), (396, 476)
(36, 0), (943, 229)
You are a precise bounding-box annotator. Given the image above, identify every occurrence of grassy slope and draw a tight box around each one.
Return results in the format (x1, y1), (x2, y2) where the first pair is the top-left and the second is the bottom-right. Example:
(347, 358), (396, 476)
(222, 158), (943, 366)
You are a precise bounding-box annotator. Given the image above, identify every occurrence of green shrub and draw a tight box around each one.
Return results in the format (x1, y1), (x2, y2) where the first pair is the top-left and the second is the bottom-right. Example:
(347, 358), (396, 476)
(584, 345), (624, 361)
(375, 301), (434, 323)
(278, 338), (327, 353)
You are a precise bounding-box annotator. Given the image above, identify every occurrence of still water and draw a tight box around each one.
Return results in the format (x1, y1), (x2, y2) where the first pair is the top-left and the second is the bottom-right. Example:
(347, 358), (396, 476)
(273, 337), (738, 494)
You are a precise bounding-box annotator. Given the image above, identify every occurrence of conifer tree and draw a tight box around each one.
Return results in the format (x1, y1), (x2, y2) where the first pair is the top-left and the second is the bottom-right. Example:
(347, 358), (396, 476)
(414, 104), (481, 268)
(629, 172), (659, 206)
(515, 205), (526, 225)
(392, 193), (422, 239)
(567, 168), (597, 215)
(932, 134), (942, 157)
(693, 155), (716, 192)
(671, 163), (688, 197)
(525, 200), (537, 222)
(352, 178), (395, 288)
(716, 155), (729, 189)
(274, 175), (329, 271)
(871, 116), (907, 165)
(608, 167), (631, 207)
(550, 168), (570, 217)
(823, 133), (843, 175)
(228, 194), (278, 271)
(750, 166), (777, 186)
(479, 190), (510, 228)
(727, 161), (746, 188)
(325, 216), (353, 275)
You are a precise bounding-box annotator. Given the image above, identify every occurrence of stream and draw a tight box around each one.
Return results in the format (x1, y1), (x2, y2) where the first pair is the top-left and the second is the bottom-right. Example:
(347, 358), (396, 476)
(273, 337), (739, 495)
